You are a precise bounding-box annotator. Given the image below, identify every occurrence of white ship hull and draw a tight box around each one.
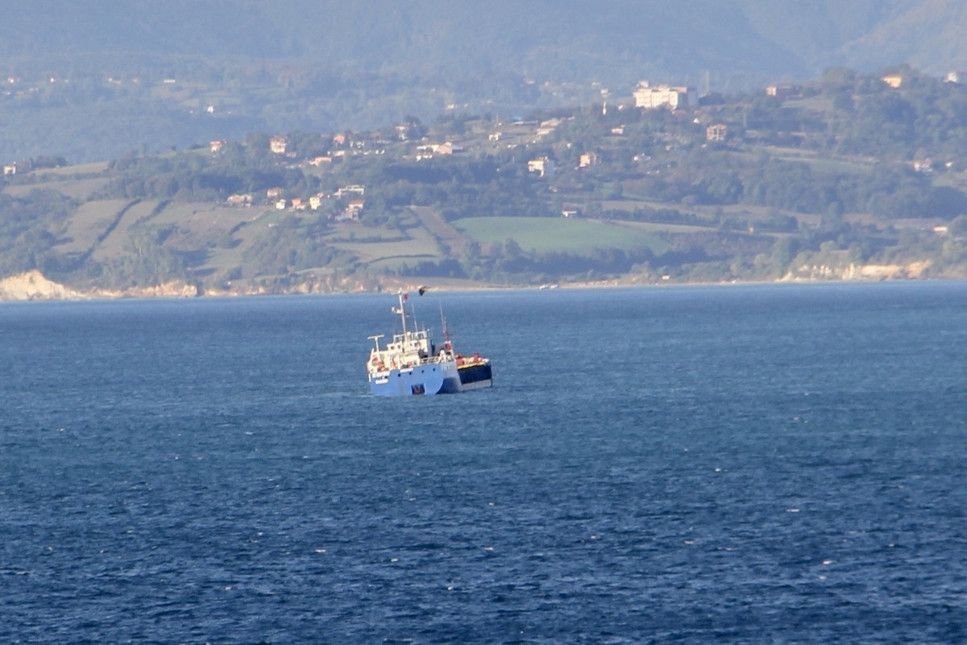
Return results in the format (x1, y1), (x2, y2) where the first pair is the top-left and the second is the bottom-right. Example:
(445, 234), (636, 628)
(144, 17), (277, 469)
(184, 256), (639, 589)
(369, 359), (461, 396)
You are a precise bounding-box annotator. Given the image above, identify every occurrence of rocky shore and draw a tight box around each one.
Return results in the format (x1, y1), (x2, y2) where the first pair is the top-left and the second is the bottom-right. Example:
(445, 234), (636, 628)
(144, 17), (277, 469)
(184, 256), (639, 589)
(0, 260), (953, 303)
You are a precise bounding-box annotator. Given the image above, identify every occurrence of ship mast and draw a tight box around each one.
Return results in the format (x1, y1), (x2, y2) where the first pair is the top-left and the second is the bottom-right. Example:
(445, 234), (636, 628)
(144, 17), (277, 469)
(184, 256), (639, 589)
(395, 291), (409, 337)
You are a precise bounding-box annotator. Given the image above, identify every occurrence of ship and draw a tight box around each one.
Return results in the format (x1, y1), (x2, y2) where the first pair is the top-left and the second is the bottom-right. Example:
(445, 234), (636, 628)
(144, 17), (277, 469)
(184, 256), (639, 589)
(366, 290), (493, 396)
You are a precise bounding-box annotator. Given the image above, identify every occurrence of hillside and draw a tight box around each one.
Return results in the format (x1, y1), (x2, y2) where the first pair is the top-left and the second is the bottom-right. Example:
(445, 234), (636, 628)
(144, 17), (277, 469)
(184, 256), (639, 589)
(4, 64), (967, 299)
(4, 1), (967, 162)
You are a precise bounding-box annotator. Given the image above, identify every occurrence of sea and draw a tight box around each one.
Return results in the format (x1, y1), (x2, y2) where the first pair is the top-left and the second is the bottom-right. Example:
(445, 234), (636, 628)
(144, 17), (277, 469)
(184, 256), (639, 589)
(1, 282), (966, 644)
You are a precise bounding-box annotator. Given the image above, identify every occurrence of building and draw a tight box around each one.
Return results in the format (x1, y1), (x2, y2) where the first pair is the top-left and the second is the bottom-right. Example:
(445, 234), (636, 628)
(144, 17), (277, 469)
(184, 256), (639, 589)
(633, 81), (694, 109)
(528, 157), (554, 177)
(765, 85), (799, 100)
(335, 200), (365, 221)
(415, 142), (456, 158)
(536, 118), (564, 137)
(226, 193), (253, 206)
(270, 136), (288, 154)
(579, 152), (599, 168)
(335, 185), (365, 198)
(881, 74), (903, 89)
(347, 200), (365, 216)
(706, 124), (728, 142)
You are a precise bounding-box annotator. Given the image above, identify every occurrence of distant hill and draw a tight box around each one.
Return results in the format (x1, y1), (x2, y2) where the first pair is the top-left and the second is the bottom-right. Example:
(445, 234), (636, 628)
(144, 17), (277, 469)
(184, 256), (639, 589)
(2, 1), (967, 161)
(4, 1), (966, 79)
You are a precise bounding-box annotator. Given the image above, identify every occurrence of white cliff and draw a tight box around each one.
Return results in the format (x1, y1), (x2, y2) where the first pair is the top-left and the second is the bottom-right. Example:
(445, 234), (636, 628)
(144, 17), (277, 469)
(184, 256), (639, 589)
(0, 270), (198, 301)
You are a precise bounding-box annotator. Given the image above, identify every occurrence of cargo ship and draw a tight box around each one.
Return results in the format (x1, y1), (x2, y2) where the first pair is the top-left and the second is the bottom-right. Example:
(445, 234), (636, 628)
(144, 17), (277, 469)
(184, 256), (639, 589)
(366, 291), (492, 396)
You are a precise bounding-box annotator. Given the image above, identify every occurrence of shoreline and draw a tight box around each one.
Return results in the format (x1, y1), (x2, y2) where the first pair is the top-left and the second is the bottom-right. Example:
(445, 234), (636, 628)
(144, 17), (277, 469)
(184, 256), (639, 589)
(2, 269), (965, 303)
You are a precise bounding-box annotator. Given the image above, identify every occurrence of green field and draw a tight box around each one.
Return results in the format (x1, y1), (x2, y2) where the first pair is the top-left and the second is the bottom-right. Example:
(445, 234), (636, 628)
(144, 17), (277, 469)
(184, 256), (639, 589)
(452, 216), (669, 255)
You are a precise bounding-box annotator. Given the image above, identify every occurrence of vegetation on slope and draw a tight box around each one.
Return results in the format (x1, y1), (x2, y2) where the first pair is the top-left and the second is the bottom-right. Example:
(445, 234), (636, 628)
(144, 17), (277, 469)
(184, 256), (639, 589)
(4, 65), (967, 294)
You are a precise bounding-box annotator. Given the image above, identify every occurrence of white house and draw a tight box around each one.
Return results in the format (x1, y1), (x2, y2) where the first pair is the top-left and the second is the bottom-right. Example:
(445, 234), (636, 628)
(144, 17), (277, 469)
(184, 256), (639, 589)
(528, 157), (555, 177)
(633, 81), (694, 109)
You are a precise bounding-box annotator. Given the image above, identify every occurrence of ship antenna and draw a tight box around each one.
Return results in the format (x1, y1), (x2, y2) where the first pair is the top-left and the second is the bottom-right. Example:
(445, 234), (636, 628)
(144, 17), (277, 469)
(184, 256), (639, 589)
(440, 304), (453, 350)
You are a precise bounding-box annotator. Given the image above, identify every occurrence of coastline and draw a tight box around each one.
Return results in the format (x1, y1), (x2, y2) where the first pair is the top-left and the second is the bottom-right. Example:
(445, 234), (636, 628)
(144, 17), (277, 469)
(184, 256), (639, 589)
(1, 265), (962, 303)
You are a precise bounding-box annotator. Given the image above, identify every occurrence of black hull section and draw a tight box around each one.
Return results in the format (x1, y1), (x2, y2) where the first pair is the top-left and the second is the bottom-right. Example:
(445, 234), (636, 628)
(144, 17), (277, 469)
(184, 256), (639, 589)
(458, 362), (493, 388)
(440, 376), (462, 394)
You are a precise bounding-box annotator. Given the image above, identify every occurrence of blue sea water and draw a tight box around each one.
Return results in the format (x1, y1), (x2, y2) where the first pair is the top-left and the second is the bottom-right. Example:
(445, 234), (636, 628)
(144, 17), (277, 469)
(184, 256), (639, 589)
(1, 282), (967, 643)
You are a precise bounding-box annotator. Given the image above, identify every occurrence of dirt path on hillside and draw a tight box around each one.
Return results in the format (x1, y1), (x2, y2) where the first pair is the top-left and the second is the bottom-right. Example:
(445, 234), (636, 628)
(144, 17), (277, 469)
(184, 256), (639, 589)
(408, 206), (470, 256)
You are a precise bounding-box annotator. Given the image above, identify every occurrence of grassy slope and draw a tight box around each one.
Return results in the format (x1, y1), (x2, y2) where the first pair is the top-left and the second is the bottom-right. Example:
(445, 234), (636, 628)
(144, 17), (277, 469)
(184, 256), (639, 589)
(451, 216), (670, 255)
(33, 189), (682, 286)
